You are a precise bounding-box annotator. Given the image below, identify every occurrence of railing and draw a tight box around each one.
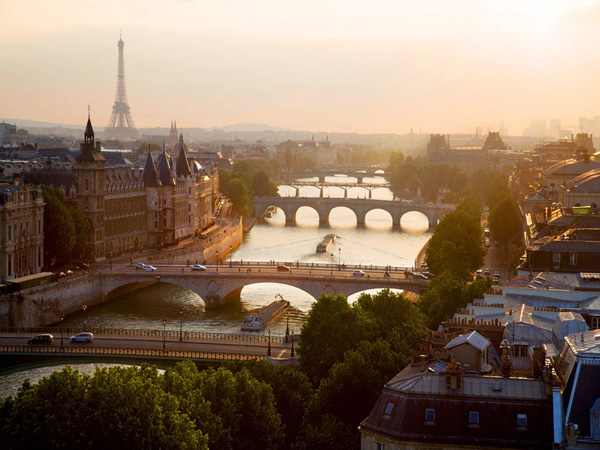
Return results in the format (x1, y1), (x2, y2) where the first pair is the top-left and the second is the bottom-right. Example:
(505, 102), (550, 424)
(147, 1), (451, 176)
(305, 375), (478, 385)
(0, 345), (266, 360)
(0, 327), (288, 344)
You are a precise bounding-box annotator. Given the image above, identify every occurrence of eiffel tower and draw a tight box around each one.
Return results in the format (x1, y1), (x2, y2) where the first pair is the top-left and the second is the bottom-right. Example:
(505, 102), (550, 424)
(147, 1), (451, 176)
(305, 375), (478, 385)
(105, 32), (139, 140)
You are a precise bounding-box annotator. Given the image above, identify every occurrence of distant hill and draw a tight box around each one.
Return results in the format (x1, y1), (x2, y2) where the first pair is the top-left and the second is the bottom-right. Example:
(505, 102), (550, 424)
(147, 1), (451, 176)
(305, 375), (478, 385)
(0, 118), (90, 130)
(211, 123), (290, 132)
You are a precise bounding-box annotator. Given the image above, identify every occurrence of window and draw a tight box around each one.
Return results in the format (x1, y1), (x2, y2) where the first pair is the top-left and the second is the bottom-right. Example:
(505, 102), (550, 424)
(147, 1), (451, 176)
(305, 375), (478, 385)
(517, 414), (527, 427)
(469, 411), (479, 424)
(384, 402), (394, 416)
(375, 443), (385, 450)
(425, 408), (435, 422)
(553, 252), (561, 269)
(513, 345), (528, 358)
(569, 252), (578, 266)
(591, 316), (600, 330)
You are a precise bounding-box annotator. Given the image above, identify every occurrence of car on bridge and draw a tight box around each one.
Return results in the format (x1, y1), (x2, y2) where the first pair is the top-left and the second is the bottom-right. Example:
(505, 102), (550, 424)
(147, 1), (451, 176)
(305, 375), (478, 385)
(353, 270), (366, 276)
(277, 265), (291, 272)
(190, 264), (206, 271)
(27, 334), (53, 345)
(70, 332), (93, 343)
(143, 265), (157, 272)
(135, 263), (146, 270)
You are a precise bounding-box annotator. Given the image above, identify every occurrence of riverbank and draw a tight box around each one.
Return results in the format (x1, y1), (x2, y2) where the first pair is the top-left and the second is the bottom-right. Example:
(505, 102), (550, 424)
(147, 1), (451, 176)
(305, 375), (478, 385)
(414, 236), (431, 268)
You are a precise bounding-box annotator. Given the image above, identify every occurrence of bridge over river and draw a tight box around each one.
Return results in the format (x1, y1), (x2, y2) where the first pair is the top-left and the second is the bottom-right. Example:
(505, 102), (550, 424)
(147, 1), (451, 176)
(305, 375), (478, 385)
(254, 196), (455, 228)
(8, 262), (429, 327)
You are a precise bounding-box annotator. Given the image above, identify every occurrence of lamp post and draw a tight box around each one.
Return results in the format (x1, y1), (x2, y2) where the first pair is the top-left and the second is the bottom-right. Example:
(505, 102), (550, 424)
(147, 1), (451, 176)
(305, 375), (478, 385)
(229, 245), (232, 267)
(216, 250), (219, 272)
(267, 329), (272, 357)
(162, 318), (167, 351)
(330, 253), (333, 275)
(60, 314), (64, 347)
(179, 307), (183, 341)
(291, 330), (295, 358)
(110, 250), (113, 271)
(338, 247), (341, 271)
(130, 245), (133, 266)
(82, 305), (87, 332)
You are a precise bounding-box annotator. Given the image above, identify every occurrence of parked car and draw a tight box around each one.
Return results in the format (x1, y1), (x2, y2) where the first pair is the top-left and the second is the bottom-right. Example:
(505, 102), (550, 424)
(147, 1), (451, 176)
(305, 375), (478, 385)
(70, 332), (93, 343)
(484, 268), (491, 276)
(353, 270), (366, 276)
(143, 265), (157, 272)
(277, 265), (291, 272)
(135, 263), (146, 270)
(66, 270), (73, 276)
(494, 271), (501, 278)
(492, 275), (500, 284)
(27, 334), (53, 345)
(476, 269), (483, 278)
(420, 262), (427, 269)
(190, 264), (206, 271)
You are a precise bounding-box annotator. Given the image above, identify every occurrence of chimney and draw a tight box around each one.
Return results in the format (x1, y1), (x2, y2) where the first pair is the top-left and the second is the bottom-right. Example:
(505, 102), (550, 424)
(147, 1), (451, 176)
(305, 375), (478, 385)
(444, 360), (462, 390)
(532, 346), (546, 379)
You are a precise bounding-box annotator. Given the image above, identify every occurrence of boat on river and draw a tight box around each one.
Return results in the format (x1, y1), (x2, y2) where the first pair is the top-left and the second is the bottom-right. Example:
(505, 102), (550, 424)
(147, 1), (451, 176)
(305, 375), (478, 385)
(241, 299), (290, 331)
(317, 234), (337, 253)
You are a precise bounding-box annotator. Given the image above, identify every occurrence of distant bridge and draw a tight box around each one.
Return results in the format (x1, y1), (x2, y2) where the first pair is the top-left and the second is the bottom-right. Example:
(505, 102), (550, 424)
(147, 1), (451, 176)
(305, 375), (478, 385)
(278, 167), (389, 183)
(254, 196), (455, 228)
(277, 180), (390, 199)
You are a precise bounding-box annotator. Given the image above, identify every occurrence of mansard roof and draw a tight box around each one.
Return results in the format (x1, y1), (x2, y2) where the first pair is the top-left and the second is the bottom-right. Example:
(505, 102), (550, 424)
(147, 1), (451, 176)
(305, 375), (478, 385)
(142, 152), (161, 187)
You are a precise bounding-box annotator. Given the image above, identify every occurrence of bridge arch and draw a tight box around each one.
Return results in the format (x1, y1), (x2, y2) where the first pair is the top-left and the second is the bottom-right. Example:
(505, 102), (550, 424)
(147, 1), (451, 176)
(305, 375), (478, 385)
(399, 210), (431, 231)
(364, 208), (394, 228)
(328, 206), (358, 226)
(103, 280), (207, 308)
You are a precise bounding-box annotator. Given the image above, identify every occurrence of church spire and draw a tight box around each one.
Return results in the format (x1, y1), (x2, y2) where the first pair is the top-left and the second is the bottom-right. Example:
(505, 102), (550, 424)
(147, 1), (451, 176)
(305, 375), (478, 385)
(84, 106), (94, 145)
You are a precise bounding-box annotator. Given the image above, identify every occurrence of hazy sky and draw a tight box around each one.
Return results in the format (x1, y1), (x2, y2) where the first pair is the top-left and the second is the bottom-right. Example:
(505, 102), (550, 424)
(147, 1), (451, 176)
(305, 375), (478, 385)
(2, 0), (600, 134)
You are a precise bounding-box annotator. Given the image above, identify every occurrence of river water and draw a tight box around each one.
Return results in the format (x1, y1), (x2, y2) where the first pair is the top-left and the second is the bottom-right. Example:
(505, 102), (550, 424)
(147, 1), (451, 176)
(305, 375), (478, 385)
(1, 175), (431, 394)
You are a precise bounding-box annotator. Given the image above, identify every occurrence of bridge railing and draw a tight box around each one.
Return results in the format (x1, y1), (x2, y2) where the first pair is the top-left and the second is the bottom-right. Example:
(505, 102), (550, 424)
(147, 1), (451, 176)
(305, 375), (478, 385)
(0, 345), (266, 361)
(0, 327), (288, 344)
(146, 260), (420, 273)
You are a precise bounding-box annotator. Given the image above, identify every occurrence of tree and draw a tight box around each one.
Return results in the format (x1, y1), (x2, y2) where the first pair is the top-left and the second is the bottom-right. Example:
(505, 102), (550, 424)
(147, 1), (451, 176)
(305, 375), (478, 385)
(226, 359), (314, 448)
(310, 339), (405, 427)
(162, 363), (284, 450)
(252, 170), (279, 197)
(219, 171), (253, 217)
(136, 142), (162, 155)
(292, 414), (358, 450)
(0, 365), (207, 450)
(488, 196), (520, 247)
(298, 294), (369, 383)
(40, 186), (76, 265)
(418, 273), (490, 329)
(70, 207), (90, 259)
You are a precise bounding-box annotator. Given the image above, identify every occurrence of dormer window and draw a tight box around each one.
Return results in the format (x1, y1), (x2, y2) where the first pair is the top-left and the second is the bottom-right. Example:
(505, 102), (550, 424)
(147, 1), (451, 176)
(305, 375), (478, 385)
(517, 413), (527, 428)
(383, 402), (394, 417)
(425, 408), (435, 423)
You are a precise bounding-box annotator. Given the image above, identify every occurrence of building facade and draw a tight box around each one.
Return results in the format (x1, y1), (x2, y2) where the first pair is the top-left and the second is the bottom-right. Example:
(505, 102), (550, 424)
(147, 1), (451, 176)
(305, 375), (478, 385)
(0, 179), (45, 282)
(75, 118), (218, 261)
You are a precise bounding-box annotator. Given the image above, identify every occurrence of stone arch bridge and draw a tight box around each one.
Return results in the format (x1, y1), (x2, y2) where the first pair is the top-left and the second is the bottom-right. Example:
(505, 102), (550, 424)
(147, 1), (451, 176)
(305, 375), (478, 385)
(13, 269), (429, 327)
(254, 196), (455, 228)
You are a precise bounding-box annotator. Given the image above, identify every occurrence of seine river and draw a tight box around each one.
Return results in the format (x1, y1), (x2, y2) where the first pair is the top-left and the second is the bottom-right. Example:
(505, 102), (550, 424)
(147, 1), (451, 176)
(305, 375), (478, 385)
(0, 175), (431, 397)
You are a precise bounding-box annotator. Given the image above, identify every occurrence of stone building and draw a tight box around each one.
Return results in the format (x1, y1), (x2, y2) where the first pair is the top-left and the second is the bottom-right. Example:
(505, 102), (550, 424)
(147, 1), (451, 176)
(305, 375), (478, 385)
(0, 178), (45, 282)
(74, 118), (218, 260)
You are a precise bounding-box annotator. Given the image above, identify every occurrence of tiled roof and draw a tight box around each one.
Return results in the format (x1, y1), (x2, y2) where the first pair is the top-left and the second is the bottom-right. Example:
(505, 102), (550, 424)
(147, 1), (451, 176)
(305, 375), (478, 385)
(564, 329), (600, 356)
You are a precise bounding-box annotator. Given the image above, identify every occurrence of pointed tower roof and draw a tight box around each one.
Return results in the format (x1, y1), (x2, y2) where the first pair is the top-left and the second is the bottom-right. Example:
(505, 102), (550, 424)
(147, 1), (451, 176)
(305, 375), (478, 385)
(77, 114), (105, 162)
(157, 149), (175, 186)
(176, 135), (192, 177)
(142, 151), (161, 187)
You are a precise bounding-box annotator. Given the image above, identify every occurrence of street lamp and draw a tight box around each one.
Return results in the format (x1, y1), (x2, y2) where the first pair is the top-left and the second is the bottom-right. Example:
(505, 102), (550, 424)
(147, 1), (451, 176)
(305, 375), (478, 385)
(162, 318), (167, 351)
(179, 307), (184, 341)
(291, 330), (295, 358)
(216, 250), (219, 272)
(130, 245), (133, 266)
(330, 253), (333, 275)
(110, 250), (113, 271)
(60, 314), (64, 347)
(267, 329), (272, 357)
(82, 305), (88, 332)
(338, 247), (341, 271)
(229, 245), (232, 267)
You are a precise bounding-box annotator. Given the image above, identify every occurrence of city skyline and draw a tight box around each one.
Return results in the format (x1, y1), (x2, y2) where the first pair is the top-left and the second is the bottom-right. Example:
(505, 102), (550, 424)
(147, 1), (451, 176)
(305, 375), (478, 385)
(2, 0), (600, 134)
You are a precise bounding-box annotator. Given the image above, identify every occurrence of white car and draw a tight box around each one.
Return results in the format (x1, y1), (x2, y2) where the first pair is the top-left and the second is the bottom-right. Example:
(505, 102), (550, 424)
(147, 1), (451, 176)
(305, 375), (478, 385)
(143, 265), (157, 272)
(190, 264), (206, 271)
(70, 332), (93, 343)
(135, 263), (146, 270)
(353, 270), (366, 276)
